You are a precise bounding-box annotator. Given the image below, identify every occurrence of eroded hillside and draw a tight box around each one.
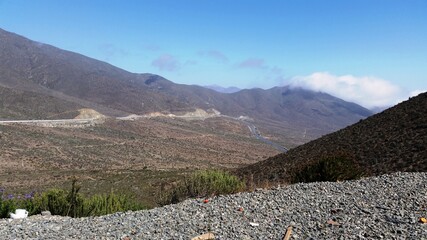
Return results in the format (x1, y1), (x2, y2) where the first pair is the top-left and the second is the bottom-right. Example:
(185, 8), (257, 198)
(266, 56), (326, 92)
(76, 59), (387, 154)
(238, 92), (427, 186)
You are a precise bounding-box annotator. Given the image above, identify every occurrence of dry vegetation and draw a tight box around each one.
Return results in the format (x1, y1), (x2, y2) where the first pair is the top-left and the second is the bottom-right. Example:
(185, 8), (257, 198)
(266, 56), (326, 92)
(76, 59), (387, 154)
(0, 117), (281, 207)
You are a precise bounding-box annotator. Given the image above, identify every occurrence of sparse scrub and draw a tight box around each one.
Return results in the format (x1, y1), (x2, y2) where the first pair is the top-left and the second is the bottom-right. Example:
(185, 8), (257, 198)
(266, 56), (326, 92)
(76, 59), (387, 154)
(160, 169), (245, 205)
(33, 188), (73, 216)
(0, 180), (146, 218)
(33, 179), (86, 217)
(0, 193), (16, 218)
(83, 191), (143, 216)
(291, 153), (364, 183)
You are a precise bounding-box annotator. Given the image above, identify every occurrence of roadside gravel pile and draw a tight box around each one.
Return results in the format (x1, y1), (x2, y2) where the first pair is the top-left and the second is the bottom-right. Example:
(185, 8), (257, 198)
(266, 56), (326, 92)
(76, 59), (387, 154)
(1, 172), (426, 239)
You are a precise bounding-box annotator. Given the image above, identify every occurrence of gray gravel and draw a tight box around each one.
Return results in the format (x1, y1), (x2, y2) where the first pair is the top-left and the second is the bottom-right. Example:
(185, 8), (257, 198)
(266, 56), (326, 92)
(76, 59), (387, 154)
(1, 172), (427, 239)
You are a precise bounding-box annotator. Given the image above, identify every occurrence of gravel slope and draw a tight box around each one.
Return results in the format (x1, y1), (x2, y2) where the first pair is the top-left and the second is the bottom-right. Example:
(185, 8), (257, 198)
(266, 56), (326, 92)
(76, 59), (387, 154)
(1, 172), (427, 239)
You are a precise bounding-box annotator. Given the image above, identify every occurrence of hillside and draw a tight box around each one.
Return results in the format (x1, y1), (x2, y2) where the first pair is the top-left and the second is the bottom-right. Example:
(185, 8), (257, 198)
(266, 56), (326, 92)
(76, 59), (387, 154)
(238, 92), (427, 185)
(0, 27), (372, 144)
(0, 85), (84, 120)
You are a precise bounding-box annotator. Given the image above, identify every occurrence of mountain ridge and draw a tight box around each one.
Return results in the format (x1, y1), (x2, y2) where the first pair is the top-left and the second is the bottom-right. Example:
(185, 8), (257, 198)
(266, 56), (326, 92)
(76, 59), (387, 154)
(204, 85), (241, 93)
(0, 27), (372, 144)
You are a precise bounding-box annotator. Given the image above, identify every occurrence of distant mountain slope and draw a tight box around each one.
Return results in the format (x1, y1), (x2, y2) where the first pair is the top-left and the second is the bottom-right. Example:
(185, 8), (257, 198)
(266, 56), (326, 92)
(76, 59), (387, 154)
(0, 85), (82, 120)
(204, 85), (241, 93)
(227, 86), (371, 132)
(237, 92), (427, 185)
(0, 28), (183, 115)
(0, 27), (372, 143)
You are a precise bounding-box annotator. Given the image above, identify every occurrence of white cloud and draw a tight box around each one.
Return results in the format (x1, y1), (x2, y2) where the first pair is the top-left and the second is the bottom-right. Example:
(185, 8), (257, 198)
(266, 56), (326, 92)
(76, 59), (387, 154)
(290, 72), (412, 109)
(199, 50), (228, 63)
(410, 89), (426, 97)
(236, 58), (266, 69)
(151, 54), (180, 72)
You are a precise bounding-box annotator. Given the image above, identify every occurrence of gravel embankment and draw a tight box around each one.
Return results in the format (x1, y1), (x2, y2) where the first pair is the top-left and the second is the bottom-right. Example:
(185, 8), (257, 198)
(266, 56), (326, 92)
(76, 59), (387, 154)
(1, 172), (427, 239)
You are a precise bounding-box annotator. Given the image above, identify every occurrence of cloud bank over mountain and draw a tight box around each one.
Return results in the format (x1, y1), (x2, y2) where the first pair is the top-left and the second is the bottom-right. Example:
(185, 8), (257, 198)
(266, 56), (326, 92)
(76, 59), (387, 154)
(290, 72), (425, 109)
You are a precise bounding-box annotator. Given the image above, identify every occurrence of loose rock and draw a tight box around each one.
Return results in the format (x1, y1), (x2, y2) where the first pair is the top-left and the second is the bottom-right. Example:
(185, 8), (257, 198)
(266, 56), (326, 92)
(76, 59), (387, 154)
(0, 172), (426, 239)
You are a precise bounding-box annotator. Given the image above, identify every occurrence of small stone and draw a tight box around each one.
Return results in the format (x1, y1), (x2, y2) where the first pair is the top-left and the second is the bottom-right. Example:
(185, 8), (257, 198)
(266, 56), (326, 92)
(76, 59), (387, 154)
(249, 222), (259, 227)
(191, 232), (215, 240)
(327, 219), (340, 226)
(41, 211), (52, 216)
(330, 208), (343, 214)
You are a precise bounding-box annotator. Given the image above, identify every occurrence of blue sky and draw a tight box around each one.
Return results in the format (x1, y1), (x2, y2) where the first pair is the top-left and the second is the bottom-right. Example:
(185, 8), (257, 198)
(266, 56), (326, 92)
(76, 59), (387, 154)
(0, 0), (426, 108)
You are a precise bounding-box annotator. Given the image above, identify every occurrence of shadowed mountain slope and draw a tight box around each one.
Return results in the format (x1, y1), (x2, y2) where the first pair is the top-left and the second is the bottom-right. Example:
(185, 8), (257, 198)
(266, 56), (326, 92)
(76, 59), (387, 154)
(0, 85), (82, 120)
(1, 28), (371, 142)
(238, 92), (427, 185)
(0, 28), (186, 116)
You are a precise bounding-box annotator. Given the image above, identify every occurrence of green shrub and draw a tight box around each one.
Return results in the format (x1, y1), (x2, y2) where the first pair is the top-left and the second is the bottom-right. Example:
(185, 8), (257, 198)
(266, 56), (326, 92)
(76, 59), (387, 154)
(33, 188), (72, 216)
(84, 191), (144, 216)
(0, 189), (37, 218)
(160, 169), (245, 205)
(0, 180), (146, 219)
(291, 154), (364, 183)
(0, 198), (16, 218)
(30, 179), (85, 217)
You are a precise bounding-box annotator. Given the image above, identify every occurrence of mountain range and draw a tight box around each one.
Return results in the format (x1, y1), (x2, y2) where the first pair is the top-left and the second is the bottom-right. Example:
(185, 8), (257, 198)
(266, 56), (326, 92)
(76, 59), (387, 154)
(0, 27), (372, 145)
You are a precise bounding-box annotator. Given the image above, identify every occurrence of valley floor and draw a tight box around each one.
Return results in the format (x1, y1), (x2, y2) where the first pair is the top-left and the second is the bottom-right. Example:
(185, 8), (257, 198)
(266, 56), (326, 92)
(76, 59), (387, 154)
(0, 116), (287, 207)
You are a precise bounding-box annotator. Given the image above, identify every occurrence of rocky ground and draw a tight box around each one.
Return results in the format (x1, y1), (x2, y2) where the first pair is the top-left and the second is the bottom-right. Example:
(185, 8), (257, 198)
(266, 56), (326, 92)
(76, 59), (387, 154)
(1, 172), (426, 239)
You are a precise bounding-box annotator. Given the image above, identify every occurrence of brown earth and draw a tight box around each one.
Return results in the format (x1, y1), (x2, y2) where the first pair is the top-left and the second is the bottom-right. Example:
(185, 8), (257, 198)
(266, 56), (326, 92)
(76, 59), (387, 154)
(0, 116), (280, 206)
